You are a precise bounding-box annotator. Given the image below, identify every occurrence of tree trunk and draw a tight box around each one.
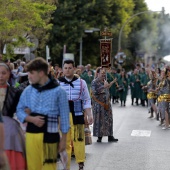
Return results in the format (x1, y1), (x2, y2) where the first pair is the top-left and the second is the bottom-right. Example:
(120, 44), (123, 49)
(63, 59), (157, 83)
(0, 40), (5, 54)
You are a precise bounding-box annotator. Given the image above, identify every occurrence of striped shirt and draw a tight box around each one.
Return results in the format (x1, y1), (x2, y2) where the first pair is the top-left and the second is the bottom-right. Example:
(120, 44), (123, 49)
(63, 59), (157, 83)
(16, 84), (70, 133)
(59, 77), (91, 110)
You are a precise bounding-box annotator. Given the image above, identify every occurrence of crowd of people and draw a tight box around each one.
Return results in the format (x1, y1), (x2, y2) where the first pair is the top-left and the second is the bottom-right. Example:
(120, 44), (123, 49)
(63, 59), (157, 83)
(0, 57), (94, 170)
(0, 55), (169, 170)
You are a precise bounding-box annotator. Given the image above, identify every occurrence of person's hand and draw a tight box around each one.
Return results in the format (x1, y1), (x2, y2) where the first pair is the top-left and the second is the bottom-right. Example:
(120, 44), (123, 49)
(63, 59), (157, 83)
(87, 113), (93, 125)
(25, 108), (31, 115)
(88, 71), (92, 76)
(0, 151), (6, 168)
(32, 116), (45, 127)
(58, 137), (66, 153)
(113, 78), (117, 82)
(149, 89), (154, 92)
(111, 78), (117, 84)
(84, 116), (88, 125)
(104, 80), (109, 88)
(156, 87), (159, 91)
(58, 141), (66, 153)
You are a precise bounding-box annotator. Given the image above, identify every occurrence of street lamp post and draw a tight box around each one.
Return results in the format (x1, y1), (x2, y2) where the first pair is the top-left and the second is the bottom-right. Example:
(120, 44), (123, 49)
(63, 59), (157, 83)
(118, 10), (162, 52)
(79, 37), (83, 65)
(79, 28), (100, 65)
(115, 10), (162, 67)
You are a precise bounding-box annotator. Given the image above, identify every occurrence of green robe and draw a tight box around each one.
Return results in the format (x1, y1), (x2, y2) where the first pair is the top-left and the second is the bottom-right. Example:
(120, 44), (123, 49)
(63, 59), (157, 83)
(118, 76), (128, 101)
(107, 72), (119, 97)
(130, 73), (141, 99)
(140, 73), (150, 100)
(81, 72), (94, 93)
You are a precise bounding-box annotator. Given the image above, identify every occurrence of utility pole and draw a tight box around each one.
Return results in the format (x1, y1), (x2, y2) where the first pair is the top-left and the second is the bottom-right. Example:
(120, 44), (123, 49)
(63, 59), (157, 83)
(118, 10), (162, 52)
(79, 37), (83, 65)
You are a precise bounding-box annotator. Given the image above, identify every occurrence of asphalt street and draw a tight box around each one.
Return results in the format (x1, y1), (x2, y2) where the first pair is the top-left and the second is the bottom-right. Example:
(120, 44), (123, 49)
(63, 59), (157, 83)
(70, 94), (170, 170)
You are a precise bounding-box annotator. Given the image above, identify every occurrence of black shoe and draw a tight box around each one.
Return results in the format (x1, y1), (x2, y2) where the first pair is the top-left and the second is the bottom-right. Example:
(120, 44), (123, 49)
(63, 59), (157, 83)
(71, 154), (75, 158)
(108, 136), (118, 142)
(79, 162), (84, 170)
(97, 137), (102, 142)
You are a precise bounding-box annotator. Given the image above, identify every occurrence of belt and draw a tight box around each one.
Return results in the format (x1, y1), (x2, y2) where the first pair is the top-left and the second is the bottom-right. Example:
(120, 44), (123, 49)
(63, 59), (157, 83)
(157, 96), (162, 102)
(159, 94), (170, 102)
(147, 92), (157, 99)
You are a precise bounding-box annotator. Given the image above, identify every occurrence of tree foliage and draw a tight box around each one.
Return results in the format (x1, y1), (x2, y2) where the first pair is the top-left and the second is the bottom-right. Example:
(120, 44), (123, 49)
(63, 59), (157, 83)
(0, 0), (166, 68)
(0, 0), (56, 58)
(48, 0), (146, 67)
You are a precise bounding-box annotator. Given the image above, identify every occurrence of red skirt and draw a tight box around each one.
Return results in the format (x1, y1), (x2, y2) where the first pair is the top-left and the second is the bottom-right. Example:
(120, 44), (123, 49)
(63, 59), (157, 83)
(6, 150), (26, 170)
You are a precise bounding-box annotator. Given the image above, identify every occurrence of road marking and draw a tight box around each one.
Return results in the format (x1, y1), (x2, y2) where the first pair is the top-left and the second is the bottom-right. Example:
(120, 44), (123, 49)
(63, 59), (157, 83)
(131, 130), (151, 137)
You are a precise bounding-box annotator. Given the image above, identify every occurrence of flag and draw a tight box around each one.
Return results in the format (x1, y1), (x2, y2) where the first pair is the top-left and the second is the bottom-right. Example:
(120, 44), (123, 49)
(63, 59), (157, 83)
(100, 39), (112, 67)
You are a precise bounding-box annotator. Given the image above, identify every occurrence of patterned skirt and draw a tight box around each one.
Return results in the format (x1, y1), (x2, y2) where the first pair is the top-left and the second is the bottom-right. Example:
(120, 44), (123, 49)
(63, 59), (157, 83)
(92, 100), (113, 137)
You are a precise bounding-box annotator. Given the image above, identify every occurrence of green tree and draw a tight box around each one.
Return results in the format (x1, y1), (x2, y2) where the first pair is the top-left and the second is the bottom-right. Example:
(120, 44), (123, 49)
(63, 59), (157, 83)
(0, 0), (56, 58)
(49, 0), (164, 69)
(49, 0), (119, 66)
(120, 0), (159, 69)
(156, 11), (170, 58)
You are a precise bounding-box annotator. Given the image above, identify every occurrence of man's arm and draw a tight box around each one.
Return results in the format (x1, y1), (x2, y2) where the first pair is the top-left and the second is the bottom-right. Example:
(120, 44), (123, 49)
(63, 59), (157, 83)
(16, 87), (45, 127)
(16, 89), (29, 123)
(58, 87), (70, 152)
(84, 108), (93, 125)
(58, 87), (70, 134)
(58, 133), (67, 152)
(81, 80), (93, 125)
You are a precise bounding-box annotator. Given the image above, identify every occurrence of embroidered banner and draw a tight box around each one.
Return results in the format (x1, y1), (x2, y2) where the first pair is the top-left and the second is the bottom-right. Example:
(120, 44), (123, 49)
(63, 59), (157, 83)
(100, 39), (112, 67)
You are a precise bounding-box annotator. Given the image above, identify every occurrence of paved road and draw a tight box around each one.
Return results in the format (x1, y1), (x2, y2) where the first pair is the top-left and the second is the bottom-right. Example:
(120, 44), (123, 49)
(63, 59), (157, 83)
(70, 94), (170, 170)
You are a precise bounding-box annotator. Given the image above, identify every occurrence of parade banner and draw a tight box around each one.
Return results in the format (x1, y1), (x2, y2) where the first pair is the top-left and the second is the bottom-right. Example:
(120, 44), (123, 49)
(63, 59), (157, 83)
(100, 39), (112, 67)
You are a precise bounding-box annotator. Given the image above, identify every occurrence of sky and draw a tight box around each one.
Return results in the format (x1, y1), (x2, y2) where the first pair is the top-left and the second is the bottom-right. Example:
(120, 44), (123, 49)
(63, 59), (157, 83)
(145, 0), (170, 14)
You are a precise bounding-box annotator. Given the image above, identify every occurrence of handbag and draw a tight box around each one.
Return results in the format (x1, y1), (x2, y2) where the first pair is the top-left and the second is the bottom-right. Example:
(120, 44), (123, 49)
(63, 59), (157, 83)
(85, 127), (92, 145)
(57, 160), (65, 170)
(57, 150), (67, 170)
(103, 103), (109, 110)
